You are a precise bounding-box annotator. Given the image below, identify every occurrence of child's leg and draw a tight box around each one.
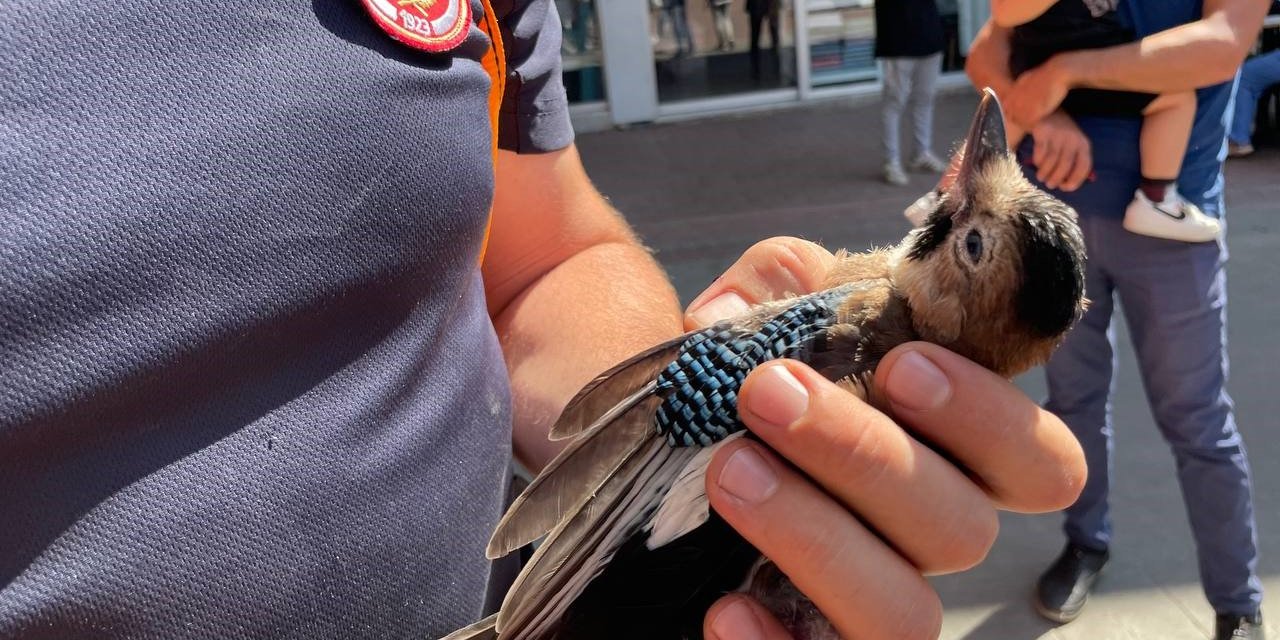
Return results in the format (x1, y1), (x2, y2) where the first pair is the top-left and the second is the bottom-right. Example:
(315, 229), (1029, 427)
(1137, 91), (1196, 201)
(1123, 90), (1221, 242)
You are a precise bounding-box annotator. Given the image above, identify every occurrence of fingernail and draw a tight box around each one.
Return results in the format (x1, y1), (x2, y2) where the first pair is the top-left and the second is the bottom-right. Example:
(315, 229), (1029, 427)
(688, 291), (750, 327)
(885, 350), (952, 411)
(711, 599), (766, 640)
(744, 365), (809, 428)
(717, 447), (779, 504)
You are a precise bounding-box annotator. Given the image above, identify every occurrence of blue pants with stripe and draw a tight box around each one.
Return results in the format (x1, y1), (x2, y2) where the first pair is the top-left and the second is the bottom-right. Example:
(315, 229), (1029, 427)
(1043, 213), (1262, 616)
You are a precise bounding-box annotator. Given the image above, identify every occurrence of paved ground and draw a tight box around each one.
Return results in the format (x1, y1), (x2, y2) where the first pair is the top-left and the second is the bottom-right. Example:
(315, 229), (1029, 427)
(575, 91), (1280, 640)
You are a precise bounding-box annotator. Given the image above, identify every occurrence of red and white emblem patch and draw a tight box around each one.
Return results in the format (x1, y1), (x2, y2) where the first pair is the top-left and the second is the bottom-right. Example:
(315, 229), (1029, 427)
(360, 0), (472, 53)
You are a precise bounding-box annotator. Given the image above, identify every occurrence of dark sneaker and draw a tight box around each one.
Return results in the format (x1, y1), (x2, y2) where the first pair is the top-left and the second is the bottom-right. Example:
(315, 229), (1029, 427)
(1033, 542), (1109, 623)
(1215, 613), (1264, 640)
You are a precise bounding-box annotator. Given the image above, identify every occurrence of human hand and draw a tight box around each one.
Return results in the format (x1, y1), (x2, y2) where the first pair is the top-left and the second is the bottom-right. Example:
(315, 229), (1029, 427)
(1005, 58), (1073, 131)
(1027, 110), (1093, 192)
(684, 237), (1087, 640)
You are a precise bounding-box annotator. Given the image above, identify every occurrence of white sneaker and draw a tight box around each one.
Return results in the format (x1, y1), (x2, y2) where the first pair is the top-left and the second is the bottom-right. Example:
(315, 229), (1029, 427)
(910, 152), (948, 173)
(904, 190), (939, 227)
(883, 162), (908, 186)
(1122, 189), (1222, 243)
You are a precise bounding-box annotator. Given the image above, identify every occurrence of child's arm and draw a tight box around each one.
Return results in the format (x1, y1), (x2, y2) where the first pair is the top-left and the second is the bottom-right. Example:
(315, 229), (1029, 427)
(991, 0), (1058, 28)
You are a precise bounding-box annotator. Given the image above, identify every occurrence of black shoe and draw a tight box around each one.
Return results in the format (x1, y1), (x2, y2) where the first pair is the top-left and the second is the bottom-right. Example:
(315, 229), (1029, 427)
(1215, 613), (1264, 640)
(1033, 542), (1109, 623)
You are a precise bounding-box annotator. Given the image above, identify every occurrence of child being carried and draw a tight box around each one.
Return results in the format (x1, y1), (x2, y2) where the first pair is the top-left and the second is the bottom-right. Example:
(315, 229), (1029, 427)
(905, 0), (1222, 243)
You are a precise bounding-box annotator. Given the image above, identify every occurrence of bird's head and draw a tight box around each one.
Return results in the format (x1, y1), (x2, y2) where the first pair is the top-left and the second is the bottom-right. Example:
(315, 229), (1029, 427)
(893, 89), (1088, 377)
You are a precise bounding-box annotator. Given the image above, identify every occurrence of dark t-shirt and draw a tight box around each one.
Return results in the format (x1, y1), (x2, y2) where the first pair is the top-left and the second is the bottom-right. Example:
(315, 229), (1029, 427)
(873, 0), (945, 58)
(0, 0), (572, 637)
(1010, 0), (1133, 75)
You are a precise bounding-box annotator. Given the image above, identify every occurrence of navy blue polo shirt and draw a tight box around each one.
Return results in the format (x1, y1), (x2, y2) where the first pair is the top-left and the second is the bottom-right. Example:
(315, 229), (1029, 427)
(1017, 0), (1235, 219)
(0, 0), (571, 637)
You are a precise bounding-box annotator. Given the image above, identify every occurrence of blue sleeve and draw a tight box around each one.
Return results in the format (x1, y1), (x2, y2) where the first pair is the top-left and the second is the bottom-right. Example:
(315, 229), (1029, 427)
(492, 0), (575, 153)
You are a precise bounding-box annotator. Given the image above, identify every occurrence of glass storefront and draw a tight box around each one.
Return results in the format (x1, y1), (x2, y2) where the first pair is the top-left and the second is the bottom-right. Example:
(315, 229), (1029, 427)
(805, 0), (964, 88)
(557, 0), (606, 104)
(806, 0), (876, 87)
(563, 0), (978, 125)
(649, 0), (797, 103)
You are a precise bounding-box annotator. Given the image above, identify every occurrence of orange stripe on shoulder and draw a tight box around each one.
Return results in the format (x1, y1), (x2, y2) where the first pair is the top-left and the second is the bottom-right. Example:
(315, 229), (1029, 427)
(476, 0), (506, 267)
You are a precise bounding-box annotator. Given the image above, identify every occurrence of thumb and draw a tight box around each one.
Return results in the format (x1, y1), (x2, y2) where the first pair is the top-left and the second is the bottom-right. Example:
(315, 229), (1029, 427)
(685, 237), (836, 330)
(704, 595), (796, 640)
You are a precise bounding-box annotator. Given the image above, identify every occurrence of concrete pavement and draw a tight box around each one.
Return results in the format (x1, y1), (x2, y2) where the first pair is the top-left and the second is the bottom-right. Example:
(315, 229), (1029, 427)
(575, 90), (1280, 640)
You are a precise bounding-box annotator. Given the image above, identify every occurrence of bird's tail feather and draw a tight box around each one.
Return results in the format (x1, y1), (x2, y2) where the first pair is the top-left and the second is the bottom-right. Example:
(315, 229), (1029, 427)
(486, 391), (662, 560)
(439, 614), (498, 640)
(498, 439), (697, 638)
(549, 334), (689, 441)
(486, 333), (696, 560)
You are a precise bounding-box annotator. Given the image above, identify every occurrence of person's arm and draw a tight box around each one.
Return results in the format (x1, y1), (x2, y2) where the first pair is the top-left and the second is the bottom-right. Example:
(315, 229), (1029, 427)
(966, 20), (1094, 191)
(1064, 0), (1268, 92)
(965, 19), (1017, 96)
(483, 144), (684, 471)
(990, 0), (1056, 28)
(1005, 0), (1270, 127)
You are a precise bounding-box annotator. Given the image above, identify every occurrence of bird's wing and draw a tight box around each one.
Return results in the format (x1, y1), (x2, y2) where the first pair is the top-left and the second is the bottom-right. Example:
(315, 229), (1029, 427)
(486, 334), (696, 560)
(549, 333), (692, 441)
(438, 614), (498, 640)
(488, 302), (799, 560)
(644, 431), (745, 550)
(496, 438), (698, 638)
(485, 283), (877, 639)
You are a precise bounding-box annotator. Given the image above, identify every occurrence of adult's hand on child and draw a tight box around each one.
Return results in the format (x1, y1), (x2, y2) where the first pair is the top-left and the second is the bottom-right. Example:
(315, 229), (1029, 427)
(1029, 111), (1093, 192)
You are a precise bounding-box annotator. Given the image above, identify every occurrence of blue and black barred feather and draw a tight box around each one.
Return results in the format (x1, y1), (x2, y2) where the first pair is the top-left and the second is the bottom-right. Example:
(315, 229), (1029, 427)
(653, 293), (846, 447)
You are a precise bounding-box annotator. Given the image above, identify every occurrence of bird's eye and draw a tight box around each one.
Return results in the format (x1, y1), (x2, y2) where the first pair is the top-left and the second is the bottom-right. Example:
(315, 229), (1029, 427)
(964, 229), (983, 263)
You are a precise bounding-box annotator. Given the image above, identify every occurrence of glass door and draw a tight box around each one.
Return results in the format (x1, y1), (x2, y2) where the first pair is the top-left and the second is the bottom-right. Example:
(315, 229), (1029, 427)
(556, 0), (607, 104)
(649, 0), (798, 103)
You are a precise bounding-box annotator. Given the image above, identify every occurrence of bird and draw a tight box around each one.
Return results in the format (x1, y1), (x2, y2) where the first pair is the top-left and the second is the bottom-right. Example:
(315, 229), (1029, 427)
(441, 88), (1088, 640)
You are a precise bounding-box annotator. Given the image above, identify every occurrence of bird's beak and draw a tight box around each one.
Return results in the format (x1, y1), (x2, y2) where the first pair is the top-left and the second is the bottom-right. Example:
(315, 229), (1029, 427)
(953, 87), (1008, 220)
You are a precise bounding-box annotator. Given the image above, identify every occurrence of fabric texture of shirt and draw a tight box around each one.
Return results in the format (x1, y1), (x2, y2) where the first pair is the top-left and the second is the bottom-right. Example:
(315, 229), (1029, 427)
(0, 0), (571, 637)
(1017, 0), (1235, 219)
(873, 0), (945, 58)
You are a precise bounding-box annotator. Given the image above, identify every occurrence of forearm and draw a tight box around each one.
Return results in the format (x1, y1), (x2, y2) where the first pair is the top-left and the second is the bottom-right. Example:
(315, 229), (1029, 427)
(1052, 1), (1267, 94)
(492, 229), (682, 472)
(965, 20), (1028, 140)
(965, 21), (1016, 97)
(482, 146), (684, 471)
(481, 170), (680, 471)
(990, 0), (1055, 28)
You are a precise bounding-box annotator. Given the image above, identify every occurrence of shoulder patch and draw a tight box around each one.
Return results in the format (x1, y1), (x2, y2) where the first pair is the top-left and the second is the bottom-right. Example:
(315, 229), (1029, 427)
(360, 0), (472, 53)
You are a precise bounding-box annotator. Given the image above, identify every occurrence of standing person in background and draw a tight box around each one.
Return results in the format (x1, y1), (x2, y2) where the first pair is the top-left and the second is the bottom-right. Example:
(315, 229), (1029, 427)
(662, 0), (694, 56)
(967, 1), (1269, 637)
(874, 0), (947, 186)
(1228, 49), (1280, 157)
(710, 0), (735, 51)
(746, 0), (780, 80)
